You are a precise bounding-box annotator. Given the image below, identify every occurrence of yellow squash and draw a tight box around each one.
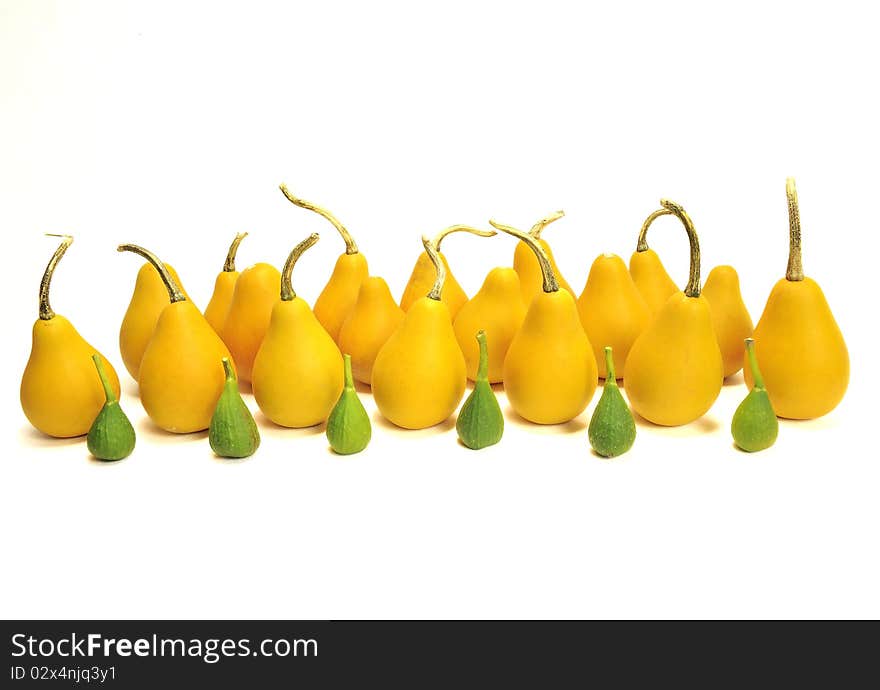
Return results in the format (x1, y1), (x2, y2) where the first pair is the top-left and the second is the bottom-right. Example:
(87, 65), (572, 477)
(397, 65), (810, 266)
(746, 178), (848, 419)
(492, 218), (597, 424)
(373, 232), (476, 429)
(624, 200), (723, 426)
(702, 265), (753, 378)
(513, 210), (576, 304)
(252, 234), (344, 428)
(453, 267), (526, 383)
(21, 235), (121, 438)
(577, 253), (649, 379)
(204, 232), (248, 334)
(629, 207), (678, 315)
(118, 244), (232, 433)
(280, 185), (368, 343)
(337, 276), (404, 385)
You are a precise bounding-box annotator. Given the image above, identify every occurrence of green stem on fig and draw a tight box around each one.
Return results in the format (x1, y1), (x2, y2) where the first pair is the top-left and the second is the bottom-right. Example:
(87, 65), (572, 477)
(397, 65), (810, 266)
(604, 346), (616, 383)
(280, 233), (320, 301)
(117, 244), (187, 304)
(92, 354), (117, 403)
(476, 330), (489, 381)
(221, 357), (236, 383)
(745, 338), (765, 390)
(39, 234), (73, 321)
(343, 354), (355, 390)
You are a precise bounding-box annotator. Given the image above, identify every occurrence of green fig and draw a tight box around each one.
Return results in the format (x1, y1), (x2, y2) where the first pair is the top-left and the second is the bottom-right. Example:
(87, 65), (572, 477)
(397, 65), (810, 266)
(209, 357), (260, 458)
(326, 354), (371, 455)
(87, 354), (136, 461)
(732, 338), (778, 452)
(456, 330), (504, 450)
(588, 347), (636, 458)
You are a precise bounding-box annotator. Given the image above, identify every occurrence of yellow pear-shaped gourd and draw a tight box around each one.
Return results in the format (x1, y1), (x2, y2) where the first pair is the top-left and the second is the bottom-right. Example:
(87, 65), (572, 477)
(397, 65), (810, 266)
(118, 244), (232, 433)
(119, 259), (190, 380)
(337, 276), (404, 385)
(373, 231), (486, 429)
(21, 235), (121, 438)
(204, 232), (248, 334)
(280, 185), (368, 343)
(492, 218), (597, 424)
(453, 267), (526, 383)
(252, 234), (344, 428)
(702, 265), (753, 378)
(624, 200), (723, 426)
(577, 253), (650, 379)
(746, 178), (848, 419)
(629, 207), (679, 315)
(513, 210), (576, 303)
(219, 261), (281, 384)
(399, 225), (495, 318)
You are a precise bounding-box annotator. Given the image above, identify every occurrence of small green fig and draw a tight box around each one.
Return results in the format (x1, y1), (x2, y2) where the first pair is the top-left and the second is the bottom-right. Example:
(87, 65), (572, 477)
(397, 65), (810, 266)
(588, 346), (636, 458)
(732, 338), (778, 452)
(87, 354), (136, 461)
(209, 357), (260, 458)
(456, 330), (504, 450)
(326, 354), (371, 455)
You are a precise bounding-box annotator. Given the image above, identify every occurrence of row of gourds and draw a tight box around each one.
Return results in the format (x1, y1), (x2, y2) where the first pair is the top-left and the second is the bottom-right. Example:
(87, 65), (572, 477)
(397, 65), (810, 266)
(20, 178), (849, 459)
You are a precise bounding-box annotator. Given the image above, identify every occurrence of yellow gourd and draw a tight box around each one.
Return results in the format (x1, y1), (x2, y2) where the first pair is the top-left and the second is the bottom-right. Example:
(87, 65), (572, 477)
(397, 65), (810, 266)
(280, 185), (368, 342)
(204, 232), (247, 334)
(453, 267), (526, 383)
(629, 207), (678, 315)
(219, 261), (281, 383)
(373, 231), (481, 429)
(577, 253), (649, 379)
(119, 258), (190, 380)
(746, 178), (848, 419)
(118, 244), (232, 433)
(399, 225), (495, 318)
(624, 200), (723, 426)
(337, 276), (404, 385)
(252, 234), (344, 428)
(21, 235), (121, 438)
(513, 210), (576, 303)
(492, 218), (597, 424)
(702, 265), (753, 378)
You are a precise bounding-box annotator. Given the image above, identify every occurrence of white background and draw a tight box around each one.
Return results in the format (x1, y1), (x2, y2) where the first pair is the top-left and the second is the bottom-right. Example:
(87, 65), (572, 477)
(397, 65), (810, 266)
(1, 0), (878, 619)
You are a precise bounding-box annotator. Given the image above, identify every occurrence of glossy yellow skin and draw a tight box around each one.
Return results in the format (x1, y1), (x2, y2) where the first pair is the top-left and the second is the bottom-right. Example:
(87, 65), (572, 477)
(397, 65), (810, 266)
(139, 301), (233, 433)
(203, 270), (238, 334)
(624, 292), (723, 426)
(220, 263), (280, 383)
(21, 315), (121, 438)
(629, 249), (678, 316)
(453, 267), (526, 383)
(503, 290), (597, 424)
(337, 276), (404, 385)
(577, 254), (649, 379)
(252, 297), (344, 428)
(702, 265), (753, 378)
(747, 277), (848, 419)
(514, 239), (575, 304)
(314, 252), (369, 343)
(119, 262), (189, 380)
(372, 297), (466, 429)
(399, 252), (468, 319)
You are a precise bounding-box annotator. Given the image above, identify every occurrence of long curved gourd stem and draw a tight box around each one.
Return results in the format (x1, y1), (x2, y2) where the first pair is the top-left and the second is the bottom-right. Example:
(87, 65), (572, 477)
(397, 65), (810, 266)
(432, 224), (496, 251)
(657, 199), (701, 298)
(92, 354), (117, 403)
(528, 210), (565, 239)
(39, 234), (73, 320)
(475, 330), (489, 381)
(744, 338), (765, 390)
(117, 244), (187, 304)
(604, 346), (616, 383)
(423, 236), (446, 301)
(489, 219), (559, 293)
(281, 233), (320, 301)
(279, 184), (358, 256)
(636, 208), (674, 252)
(785, 177), (803, 282)
(223, 232), (248, 272)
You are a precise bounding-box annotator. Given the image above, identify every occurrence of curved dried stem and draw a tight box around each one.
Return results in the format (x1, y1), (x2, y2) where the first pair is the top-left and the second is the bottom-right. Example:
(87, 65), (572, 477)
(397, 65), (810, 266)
(423, 235), (446, 301)
(279, 184), (358, 255)
(432, 224), (496, 251)
(117, 244), (186, 304)
(658, 199), (701, 298)
(281, 233), (320, 301)
(636, 208), (674, 252)
(528, 210), (565, 239)
(223, 232), (248, 273)
(38, 234), (73, 320)
(785, 177), (803, 282)
(489, 219), (559, 293)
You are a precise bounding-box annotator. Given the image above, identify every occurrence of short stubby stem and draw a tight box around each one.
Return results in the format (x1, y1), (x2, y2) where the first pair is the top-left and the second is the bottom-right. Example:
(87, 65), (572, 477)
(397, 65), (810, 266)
(221, 357), (236, 383)
(604, 346), (616, 382)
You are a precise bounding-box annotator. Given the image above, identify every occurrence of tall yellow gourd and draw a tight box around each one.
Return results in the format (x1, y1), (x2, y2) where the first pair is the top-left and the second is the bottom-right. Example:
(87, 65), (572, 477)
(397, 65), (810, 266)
(252, 234), (344, 428)
(702, 265), (753, 378)
(492, 218), (597, 425)
(513, 210), (576, 304)
(118, 244), (232, 433)
(280, 185), (368, 343)
(629, 207), (678, 315)
(624, 200), (723, 426)
(746, 178), (848, 419)
(204, 232), (248, 334)
(21, 235), (121, 438)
